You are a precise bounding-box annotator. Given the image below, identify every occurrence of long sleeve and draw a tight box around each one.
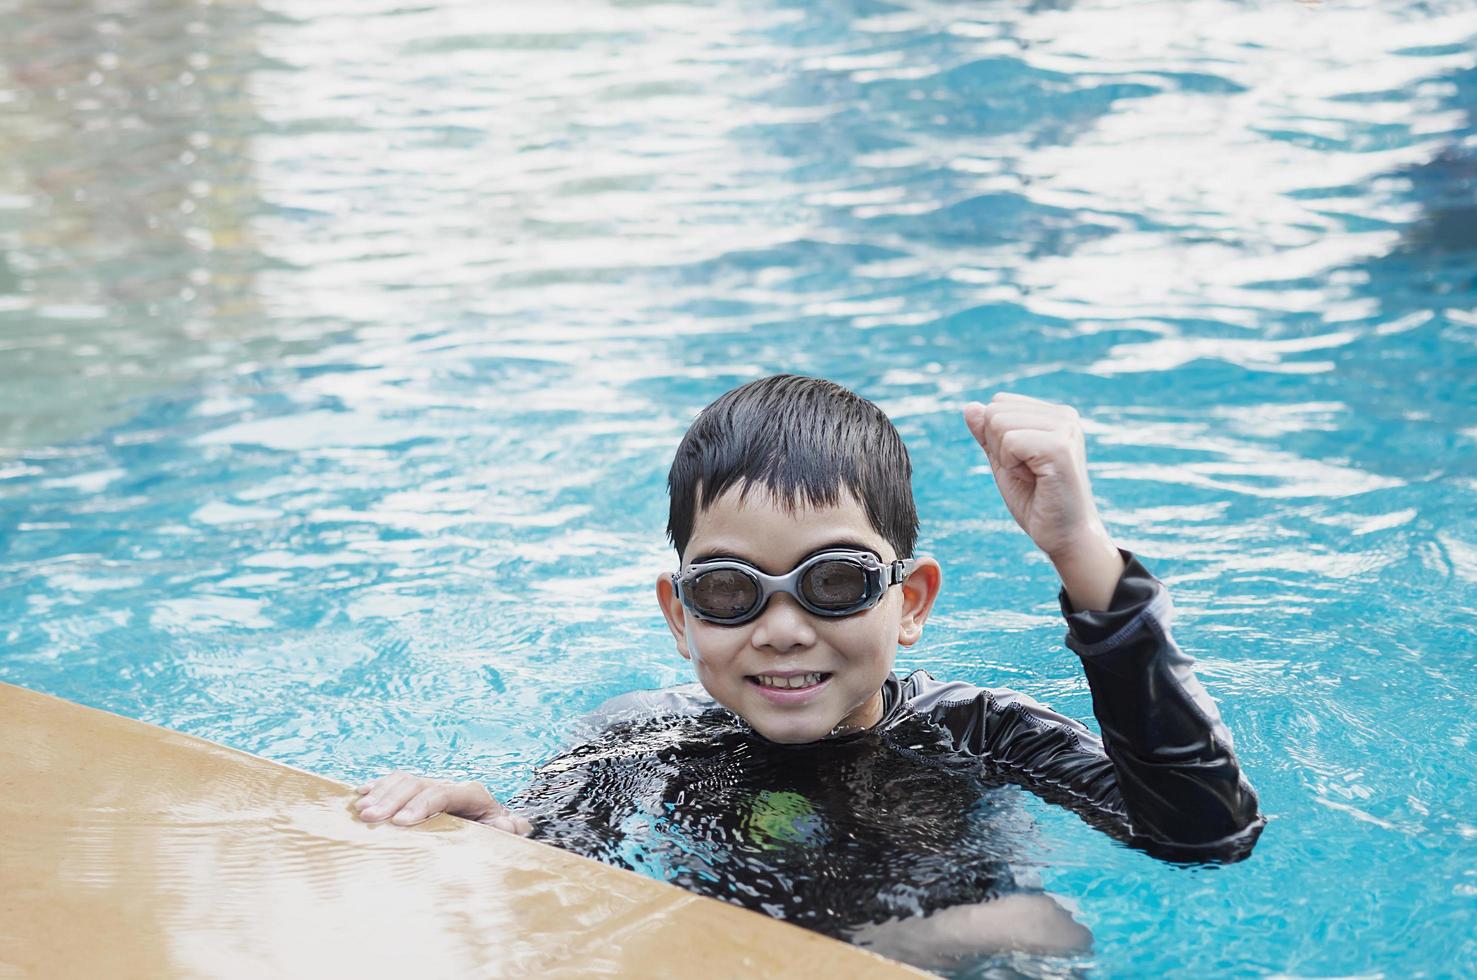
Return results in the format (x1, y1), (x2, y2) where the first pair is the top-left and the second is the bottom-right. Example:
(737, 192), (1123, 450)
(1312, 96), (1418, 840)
(906, 551), (1264, 862)
(1059, 550), (1264, 858)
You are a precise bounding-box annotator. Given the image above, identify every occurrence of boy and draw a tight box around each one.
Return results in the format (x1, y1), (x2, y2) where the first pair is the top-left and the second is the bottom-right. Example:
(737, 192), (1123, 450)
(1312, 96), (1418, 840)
(354, 375), (1263, 961)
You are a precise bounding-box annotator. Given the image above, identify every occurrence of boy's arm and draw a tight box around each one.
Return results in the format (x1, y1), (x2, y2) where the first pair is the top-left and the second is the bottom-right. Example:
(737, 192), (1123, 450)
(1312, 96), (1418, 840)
(956, 394), (1264, 859)
(907, 606), (1263, 863)
(1058, 549), (1263, 856)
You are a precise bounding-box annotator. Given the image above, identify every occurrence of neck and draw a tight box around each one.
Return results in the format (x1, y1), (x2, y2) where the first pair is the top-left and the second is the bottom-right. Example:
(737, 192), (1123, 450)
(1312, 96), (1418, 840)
(829, 689), (884, 737)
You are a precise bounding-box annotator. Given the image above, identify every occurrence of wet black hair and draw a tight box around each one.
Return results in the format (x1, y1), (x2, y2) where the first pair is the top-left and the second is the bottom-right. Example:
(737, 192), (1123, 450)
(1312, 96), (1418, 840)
(666, 374), (918, 561)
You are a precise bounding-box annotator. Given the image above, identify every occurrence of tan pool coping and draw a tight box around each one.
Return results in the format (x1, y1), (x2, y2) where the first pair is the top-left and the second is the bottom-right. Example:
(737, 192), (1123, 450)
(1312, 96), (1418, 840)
(0, 681), (923, 978)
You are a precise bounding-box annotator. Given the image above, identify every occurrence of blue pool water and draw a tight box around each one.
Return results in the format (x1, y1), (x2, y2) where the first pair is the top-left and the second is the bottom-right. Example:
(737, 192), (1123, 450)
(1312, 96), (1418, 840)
(2, 0), (1475, 974)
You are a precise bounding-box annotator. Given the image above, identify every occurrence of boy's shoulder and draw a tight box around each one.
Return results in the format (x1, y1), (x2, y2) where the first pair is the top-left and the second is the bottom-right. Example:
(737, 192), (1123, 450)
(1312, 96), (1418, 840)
(893, 669), (1094, 741)
(894, 668), (1032, 711)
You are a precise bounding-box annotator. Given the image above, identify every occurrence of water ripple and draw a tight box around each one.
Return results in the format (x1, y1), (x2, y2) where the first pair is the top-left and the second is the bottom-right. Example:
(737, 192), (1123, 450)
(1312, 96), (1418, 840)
(1, 0), (1475, 975)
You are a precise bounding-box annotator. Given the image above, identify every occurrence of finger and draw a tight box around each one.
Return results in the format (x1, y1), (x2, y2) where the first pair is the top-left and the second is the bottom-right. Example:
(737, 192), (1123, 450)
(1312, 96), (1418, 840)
(982, 412), (1062, 464)
(357, 774), (424, 822)
(392, 785), (451, 825)
(968, 396), (1073, 435)
(997, 427), (1046, 471)
(483, 812), (534, 836)
(983, 400), (1078, 434)
(354, 771), (411, 812)
(986, 395), (1081, 436)
(997, 428), (1075, 473)
(990, 398), (1083, 451)
(967, 407), (1061, 470)
(989, 392), (1076, 415)
(963, 401), (992, 446)
(406, 781), (496, 824)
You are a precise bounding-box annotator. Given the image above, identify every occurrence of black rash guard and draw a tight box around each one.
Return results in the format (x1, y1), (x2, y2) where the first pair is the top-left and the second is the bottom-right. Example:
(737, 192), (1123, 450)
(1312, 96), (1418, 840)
(511, 551), (1265, 935)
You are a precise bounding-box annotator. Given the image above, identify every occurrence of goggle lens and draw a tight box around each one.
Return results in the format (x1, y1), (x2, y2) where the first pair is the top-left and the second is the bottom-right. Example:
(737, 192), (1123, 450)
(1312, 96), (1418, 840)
(798, 559), (868, 610)
(690, 568), (761, 619)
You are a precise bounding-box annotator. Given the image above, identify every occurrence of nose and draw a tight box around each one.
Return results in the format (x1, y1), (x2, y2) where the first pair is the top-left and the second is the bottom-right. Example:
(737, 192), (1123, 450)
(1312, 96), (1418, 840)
(749, 593), (817, 653)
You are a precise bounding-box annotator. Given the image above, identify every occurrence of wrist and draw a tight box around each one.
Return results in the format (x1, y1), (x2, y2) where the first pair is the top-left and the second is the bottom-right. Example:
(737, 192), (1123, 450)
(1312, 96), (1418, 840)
(1049, 527), (1124, 613)
(1045, 523), (1115, 568)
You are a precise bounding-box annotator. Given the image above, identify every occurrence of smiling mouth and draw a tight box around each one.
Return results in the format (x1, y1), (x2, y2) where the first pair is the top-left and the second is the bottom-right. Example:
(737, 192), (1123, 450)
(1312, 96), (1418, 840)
(748, 672), (832, 690)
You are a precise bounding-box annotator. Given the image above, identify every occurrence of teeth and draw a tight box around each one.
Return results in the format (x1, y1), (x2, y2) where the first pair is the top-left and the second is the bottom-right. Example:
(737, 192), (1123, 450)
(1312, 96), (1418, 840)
(756, 673), (823, 689)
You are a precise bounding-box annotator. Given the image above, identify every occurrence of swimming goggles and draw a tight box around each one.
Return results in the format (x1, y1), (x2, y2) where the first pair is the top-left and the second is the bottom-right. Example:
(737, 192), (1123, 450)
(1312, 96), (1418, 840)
(671, 549), (917, 626)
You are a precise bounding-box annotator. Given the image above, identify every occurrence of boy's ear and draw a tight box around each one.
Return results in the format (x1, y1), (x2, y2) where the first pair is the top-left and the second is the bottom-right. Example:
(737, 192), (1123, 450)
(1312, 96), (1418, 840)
(655, 573), (692, 661)
(897, 557), (942, 647)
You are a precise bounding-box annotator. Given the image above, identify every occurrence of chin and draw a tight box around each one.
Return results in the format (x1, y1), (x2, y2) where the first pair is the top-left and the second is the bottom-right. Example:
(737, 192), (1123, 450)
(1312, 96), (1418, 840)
(749, 715), (835, 745)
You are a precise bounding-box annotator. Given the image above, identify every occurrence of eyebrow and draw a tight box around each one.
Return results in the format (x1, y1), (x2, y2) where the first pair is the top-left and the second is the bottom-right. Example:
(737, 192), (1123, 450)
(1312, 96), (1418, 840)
(687, 539), (883, 570)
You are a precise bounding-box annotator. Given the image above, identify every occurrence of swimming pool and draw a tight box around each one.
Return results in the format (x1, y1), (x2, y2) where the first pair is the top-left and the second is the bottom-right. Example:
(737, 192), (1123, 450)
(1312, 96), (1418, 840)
(2, 0), (1474, 975)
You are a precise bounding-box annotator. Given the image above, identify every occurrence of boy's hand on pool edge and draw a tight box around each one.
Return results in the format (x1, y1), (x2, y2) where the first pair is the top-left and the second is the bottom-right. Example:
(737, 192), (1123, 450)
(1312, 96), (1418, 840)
(963, 393), (1125, 612)
(353, 771), (534, 835)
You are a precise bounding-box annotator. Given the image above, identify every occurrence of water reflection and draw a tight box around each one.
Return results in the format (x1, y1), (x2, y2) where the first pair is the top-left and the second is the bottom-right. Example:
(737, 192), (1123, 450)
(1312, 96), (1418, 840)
(0, 0), (270, 451)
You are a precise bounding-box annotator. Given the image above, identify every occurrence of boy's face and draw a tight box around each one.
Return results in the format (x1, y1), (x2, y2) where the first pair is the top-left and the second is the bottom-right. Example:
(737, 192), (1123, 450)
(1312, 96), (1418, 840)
(656, 483), (941, 744)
